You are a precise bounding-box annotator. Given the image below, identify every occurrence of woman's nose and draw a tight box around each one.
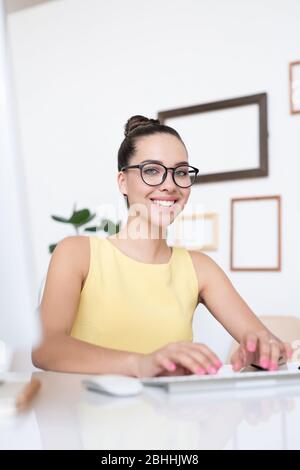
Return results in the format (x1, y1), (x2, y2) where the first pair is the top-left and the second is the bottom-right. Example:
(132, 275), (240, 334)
(160, 169), (177, 190)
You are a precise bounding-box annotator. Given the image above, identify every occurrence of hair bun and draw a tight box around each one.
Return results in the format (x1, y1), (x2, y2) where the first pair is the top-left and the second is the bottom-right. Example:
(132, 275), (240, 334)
(124, 115), (160, 137)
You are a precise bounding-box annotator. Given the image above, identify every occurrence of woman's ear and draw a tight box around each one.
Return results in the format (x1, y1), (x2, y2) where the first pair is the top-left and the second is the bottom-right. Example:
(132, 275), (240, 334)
(117, 171), (127, 197)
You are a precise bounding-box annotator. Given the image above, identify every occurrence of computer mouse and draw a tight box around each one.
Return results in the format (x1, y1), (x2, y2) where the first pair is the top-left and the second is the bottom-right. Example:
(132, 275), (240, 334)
(83, 374), (143, 397)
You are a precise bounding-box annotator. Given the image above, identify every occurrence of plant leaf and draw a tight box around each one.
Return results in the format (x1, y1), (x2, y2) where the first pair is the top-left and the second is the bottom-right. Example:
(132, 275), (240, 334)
(51, 215), (72, 224)
(49, 243), (57, 254)
(84, 226), (98, 232)
(107, 221), (116, 235)
(69, 209), (96, 226)
(76, 214), (96, 227)
(98, 220), (108, 231)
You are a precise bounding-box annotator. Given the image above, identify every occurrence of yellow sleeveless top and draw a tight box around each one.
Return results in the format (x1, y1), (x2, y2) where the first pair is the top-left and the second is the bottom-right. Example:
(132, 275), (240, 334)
(71, 236), (199, 354)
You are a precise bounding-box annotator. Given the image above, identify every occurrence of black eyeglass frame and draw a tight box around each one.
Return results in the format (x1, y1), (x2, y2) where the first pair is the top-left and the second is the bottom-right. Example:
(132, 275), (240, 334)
(120, 163), (199, 188)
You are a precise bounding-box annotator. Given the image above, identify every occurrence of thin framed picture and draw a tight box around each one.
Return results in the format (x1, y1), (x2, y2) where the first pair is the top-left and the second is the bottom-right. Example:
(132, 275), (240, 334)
(158, 93), (268, 183)
(230, 195), (281, 271)
(289, 61), (300, 114)
(168, 213), (219, 251)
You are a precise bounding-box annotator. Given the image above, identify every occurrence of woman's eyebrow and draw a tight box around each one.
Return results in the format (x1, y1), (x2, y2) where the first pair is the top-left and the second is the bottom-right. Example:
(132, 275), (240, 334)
(140, 159), (188, 166)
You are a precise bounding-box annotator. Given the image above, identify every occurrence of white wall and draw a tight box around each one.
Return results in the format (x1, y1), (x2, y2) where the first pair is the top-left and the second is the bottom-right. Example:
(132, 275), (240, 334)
(6, 0), (300, 361)
(0, 0), (39, 370)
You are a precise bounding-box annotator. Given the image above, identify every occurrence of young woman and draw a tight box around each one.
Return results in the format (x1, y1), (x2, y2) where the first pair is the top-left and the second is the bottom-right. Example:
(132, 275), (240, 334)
(32, 115), (292, 377)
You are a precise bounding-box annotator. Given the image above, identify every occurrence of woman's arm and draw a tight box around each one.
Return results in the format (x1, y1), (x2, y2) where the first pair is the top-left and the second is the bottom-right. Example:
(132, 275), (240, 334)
(32, 236), (138, 375)
(192, 252), (266, 341)
(33, 237), (225, 377)
(190, 251), (292, 370)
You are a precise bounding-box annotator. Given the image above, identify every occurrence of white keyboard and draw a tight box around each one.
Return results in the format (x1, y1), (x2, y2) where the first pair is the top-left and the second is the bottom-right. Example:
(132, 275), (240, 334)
(140, 364), (300, 393)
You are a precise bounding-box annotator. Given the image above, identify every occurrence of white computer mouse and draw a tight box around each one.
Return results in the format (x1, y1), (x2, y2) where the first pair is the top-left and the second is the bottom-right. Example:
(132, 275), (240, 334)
(83, 374), (143, 397)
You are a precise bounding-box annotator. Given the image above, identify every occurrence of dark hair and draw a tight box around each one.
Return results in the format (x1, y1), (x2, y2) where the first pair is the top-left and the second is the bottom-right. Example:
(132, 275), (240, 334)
(118, 115), (185, 171)
(118, 115), (186, 208)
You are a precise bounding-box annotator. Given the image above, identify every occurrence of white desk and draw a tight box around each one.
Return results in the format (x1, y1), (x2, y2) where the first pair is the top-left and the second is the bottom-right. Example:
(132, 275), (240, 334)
(1, 365), (300, 450)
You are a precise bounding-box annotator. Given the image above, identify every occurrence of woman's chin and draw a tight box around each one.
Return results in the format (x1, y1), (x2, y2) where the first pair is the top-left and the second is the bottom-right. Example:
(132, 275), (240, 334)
(149, 213), (176, 231)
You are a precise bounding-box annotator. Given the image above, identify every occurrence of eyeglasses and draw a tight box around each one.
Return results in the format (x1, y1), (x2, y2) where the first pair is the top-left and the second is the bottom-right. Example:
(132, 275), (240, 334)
(121, 162), (199, 188)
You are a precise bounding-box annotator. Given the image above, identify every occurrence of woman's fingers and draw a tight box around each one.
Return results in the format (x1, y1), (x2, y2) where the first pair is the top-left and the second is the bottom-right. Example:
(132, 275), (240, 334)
(235, 333), (258, 370)
(156, 364), (188, 377)
(258, 337), (271, 369)
(244, 333), (258, 354)
(229, 333), (293, 374)
(232, 332), (259, 371)
(154, 342), (223, 376)
(154, 353), (177, 373)
(231, 347), (246, 371)
(188, 343), (223, 370)
(284, 342), (293, 361)
(257, 334), (291, 370)
(230, 350), (241, 371)
(243, 332), (271, 368)
(276, 342), (292, 365)
(160, 350), (206, 375)
(245, 333), (292, 370)
(180, 347), (221, 375)
(151, 336), (291, 378)
(269, 342), (281, 370)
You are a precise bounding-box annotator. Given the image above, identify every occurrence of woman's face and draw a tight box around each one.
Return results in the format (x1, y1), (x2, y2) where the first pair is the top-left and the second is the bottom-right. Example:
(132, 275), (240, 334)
(118, 133), (191, 229)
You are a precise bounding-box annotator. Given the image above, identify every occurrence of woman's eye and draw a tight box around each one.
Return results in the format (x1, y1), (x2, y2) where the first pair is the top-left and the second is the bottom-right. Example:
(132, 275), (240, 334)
(144, 168), (159, 175)
(176, 170), (188, 177)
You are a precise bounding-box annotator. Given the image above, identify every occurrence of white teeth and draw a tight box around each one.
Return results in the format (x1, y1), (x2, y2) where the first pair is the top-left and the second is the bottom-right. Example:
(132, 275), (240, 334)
(151, 199), (175, 207)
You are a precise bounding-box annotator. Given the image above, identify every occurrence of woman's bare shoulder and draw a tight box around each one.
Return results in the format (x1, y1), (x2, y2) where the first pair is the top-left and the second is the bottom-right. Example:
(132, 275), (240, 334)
(39, 236), (91, 340)
(188, 249), (231, 293)
(188, 250), (221, 295)
(51, 235), (90, 281)
(188, 249), (216, 270)
(54, 235), (90, 250)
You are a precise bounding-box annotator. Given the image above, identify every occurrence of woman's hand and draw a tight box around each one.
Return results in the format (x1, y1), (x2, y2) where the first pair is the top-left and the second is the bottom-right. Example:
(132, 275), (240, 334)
(134, 341), (223, 378)
(230, 330), (293, 372)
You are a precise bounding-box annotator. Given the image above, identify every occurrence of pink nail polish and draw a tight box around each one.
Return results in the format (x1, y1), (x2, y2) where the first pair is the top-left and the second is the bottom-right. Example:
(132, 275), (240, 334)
(215, 359), (223, 368)
(207, 365), (217, 374)
(269, 362), (278, 371)
(196, 367), (205, 375)
(288, 350), (293, 359)
(247, 341), (256, 352)
(168, 363), (176, 371)
(260, 359), (269, 369)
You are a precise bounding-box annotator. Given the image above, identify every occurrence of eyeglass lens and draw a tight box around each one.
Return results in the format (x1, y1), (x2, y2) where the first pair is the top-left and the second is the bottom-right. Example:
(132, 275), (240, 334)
(141, 163), (197, 187)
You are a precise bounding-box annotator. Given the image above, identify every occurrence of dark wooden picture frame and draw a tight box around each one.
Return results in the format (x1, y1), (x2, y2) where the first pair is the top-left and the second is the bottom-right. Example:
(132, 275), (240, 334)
(289, 61), (300, 114)
(158, 93), (268, 184)
(230, 195), (281, 272)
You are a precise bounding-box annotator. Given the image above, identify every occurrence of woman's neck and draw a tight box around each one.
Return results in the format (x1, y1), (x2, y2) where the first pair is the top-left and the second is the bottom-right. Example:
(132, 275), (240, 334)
(108, 218), (171, 264)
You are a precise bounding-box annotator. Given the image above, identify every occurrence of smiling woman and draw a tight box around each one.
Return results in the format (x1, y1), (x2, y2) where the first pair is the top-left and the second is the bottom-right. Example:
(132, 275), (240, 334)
(32, 115), (292, 378)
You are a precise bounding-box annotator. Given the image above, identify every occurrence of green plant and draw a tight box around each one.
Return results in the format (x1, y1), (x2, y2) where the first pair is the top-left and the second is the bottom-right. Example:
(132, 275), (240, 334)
(49, 205), (121, 253)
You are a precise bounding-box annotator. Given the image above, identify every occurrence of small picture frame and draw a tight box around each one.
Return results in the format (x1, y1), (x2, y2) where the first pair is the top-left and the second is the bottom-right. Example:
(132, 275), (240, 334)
(230, 195), (281, 271)
(168, 213), (219, 251)
(289, 61), (300, 114)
